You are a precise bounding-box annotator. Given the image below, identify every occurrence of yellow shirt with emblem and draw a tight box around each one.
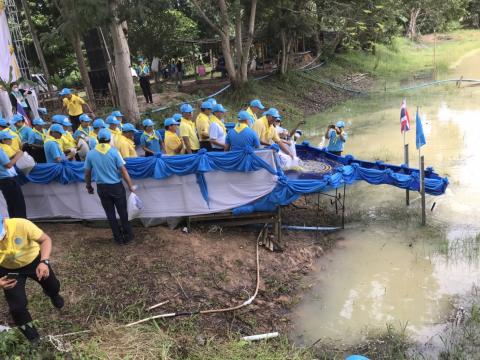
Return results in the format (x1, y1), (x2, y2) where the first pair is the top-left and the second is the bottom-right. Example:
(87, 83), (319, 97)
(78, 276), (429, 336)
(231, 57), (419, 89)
(195, 112), (210, 140)
(116, 135), (137, 158)
(63, 94), (85, 116)
(0, 218), (43, 269)
(252, 116), (280, 145)
(179, 118), (200, 150)
(164, 130), (183, 155)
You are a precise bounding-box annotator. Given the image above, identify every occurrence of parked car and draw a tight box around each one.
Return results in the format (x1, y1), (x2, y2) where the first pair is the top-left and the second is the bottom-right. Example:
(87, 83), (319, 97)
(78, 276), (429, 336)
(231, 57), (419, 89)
(31, 73), (57, 93)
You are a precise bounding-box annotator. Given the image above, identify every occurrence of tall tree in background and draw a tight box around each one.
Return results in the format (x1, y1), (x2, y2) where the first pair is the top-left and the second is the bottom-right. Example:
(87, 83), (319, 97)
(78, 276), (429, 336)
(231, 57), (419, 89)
(190, 0), (258, 88)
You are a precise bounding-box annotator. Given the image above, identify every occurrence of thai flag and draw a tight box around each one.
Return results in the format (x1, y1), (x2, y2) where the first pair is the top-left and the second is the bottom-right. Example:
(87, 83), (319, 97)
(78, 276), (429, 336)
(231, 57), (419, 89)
(400, 99), (410, 133)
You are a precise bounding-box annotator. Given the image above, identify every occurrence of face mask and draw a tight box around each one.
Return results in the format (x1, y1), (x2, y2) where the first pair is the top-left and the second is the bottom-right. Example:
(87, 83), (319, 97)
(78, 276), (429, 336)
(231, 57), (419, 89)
(12, 87), (18, 92)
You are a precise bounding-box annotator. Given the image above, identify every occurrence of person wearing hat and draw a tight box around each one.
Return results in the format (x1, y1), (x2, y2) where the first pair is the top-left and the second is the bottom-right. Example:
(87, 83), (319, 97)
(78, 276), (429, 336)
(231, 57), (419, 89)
(179, 104), (200, 154)
(111, 110), (125, 124)
(325, 121), (347, 156)
(209, 104), (227, 151)
(88, 119), (106, 150)
(116, 123), (138, 159)
(164, 118), (183, 155)
(0, 217), (64, 343)
(27, 118), (47, 163)
(135, 58), (153, 104)
(172, 113), (182, 123)
(196, 101), (212, 151)
(44, 124), (74, 163)
(11, 114), (33, 145)
(140, 119), (163, 156)
(207, 97), (217, 107)
(0, 118), (21, 152)
(73, 114), (93, 141)
(225, 111), (260, 151)
(84, 128), (135, 245)
(60, 88), (93, 132)
(253, 108), (293, 158)
(106, 115), (122, 147)
(246, 99), (265, 127)
(0, 132), (26, 218)
(60, 118), (77, 157)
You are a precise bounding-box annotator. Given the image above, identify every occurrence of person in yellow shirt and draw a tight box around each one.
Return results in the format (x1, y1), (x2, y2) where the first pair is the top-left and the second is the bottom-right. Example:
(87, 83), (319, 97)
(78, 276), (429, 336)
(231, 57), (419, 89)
(0, 217), (64, 343)
(196, 101), (212, 150)
(61, 118), (77, 152)
(106, 115), (122, 147)
(60, 88), (93, 131)
(252, 108), (293, 157)
(116, 123), (138, 158)
(179, 103), (200, 154)
(0, 118), (21, 152)
(164, 118), (183, 155)
(246, 99), (265, 127)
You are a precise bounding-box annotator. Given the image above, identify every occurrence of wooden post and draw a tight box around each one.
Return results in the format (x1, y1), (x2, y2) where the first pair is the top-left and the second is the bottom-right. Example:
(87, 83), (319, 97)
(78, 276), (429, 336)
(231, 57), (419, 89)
(420, 155), (426, 225)
(404, 143), (410, 206)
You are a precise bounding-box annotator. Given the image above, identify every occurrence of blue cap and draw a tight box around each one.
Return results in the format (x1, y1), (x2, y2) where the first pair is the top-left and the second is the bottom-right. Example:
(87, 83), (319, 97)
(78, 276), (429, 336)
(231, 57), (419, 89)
(238, 110), (254, 122)
(0, 118), (8, 127)
(142, 119), (154, 127)
(212, 104), (227, 113)
(138, 57), (144, 62)
(180, 103), (194, 113)
(172, 113), (182, 122)
(201, 101), (213, 110)
(164, 118), (180, 127)
(250, 99), (265, 109)
(0, 131), (14, 140)
(122, 123), (136, 132)
(62, 118), (73, 127)
(12, 114), (24, 123)
(336, 120), (345, 128)
(97, 128), (111, 141)
(92, 119), (106, 129)
(79, 114), (92, 122)
(50, 124), (66, 135)
(106, 115), (120, 125)
(52, 114), (68, 124)
(263, 107), (281, 119)
(207, 98), (217, 106)
(59, 88), (72, 96)
(111, 110), (124, 118)
(32, 118), (46, 126)
(345, 356), (370, 360)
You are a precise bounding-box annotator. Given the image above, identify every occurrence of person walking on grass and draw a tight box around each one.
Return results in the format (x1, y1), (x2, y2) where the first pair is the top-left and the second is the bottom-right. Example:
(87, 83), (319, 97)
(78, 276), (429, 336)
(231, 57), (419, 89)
(84, 129), (135, 245)
(0, 217), (64, 343)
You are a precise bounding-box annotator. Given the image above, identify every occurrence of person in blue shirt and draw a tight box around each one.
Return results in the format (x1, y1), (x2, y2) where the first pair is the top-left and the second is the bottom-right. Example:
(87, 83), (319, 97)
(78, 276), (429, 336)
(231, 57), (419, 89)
(325, 120), (348, 156)
(73, 114), (92, 141)
(136, 58), (153, 104)
(225, 111), (260, 151)
(12, 114), (33, 145)
(44, 124), (70, 163)
(140, 118), (163, 156)
(88, 118), (106, 150)
(84, 128), (136, 245)
(0, 131), (26, 218)
(27, 118), (47, 163)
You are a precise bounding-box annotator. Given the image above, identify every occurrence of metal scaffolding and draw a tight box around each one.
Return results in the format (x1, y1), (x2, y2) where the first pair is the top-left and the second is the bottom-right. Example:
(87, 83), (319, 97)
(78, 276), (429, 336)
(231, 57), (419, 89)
(4, 0), (30, 79)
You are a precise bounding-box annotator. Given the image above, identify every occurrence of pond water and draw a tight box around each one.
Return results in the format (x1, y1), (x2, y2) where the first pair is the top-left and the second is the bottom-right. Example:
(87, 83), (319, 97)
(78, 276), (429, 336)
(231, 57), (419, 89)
(292, 49), (480, 351)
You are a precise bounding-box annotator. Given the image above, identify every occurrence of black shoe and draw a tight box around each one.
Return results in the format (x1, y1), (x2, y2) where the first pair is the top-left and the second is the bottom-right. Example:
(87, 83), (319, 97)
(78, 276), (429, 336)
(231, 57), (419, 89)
(50, 294), (64, 309)
(114, 237), (123, 245)
(123, 235), (134, 245)
(20, 323), (40, 343)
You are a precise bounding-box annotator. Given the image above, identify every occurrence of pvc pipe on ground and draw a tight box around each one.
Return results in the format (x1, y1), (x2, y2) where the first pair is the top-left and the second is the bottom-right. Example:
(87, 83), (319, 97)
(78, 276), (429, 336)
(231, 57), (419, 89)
(241, 332), (279, 341)
(282, 225), (340, 231)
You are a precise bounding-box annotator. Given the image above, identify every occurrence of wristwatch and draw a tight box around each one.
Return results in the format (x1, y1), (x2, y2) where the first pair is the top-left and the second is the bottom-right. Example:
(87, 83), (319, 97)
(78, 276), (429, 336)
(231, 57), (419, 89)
(40, 259), (50, 265)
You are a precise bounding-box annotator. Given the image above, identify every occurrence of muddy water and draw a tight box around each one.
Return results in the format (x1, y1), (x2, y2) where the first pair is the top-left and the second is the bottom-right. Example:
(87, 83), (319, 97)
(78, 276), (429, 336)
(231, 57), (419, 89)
(292, 50), (480, 348)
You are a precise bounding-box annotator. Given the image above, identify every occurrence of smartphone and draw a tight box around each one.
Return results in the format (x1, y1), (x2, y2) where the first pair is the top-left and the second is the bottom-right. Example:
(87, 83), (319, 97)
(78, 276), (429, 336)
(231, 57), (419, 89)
(6, 273), (19, 280)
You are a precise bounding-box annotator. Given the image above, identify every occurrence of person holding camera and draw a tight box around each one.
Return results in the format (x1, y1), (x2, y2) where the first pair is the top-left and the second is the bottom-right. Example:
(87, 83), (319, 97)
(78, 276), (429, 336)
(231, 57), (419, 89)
(0, 217), (64, 343)
(325, 121), (348, 156)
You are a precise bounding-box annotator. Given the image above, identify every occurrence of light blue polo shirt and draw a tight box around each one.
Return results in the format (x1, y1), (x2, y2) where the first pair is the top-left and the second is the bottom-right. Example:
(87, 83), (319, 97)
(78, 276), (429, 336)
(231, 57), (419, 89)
(225, 127), (260, 151)
(88, 136), (98, 150)
(28, 130), (44, 145)
(140, 132), (161, 153)
(18, 126), (33, 143)
(44, 140), (65, 163)
(327, 129), (347, 152)
(0, 148), (12, 179)
(84, 146), (124, 184)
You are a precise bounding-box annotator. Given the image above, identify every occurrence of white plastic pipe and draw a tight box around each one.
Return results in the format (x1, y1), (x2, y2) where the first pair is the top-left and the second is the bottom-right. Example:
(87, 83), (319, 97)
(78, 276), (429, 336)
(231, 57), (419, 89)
(241, 332), (279, 341)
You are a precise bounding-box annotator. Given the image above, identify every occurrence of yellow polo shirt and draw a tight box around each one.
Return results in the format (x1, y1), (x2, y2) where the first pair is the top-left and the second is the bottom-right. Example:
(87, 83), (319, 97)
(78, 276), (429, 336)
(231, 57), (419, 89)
(0, 218), (43, 269)
(252, 116), (279, 145)
(116, 135), (137, 158)
(109, 128), (122, 147)
(164, 130), (182, 155)
(5, 129), (21, 151)
(61, 131), (77, 151)
(0, 143), (15, 158)
(246, 107), (258, 125)
(63, 94), (85, 116)
(179, 118), (200, 151)
(195, 112), (210, 140)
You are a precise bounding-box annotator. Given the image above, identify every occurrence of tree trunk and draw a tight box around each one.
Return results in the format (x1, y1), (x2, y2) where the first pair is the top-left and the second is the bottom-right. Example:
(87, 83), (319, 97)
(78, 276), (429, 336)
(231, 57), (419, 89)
(109, 0), (140, 123)
(407, 8), (421, 40)
(21, 0), (52, 93)
(71, 33), (96, 110)
(239, 0), (257, 82)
